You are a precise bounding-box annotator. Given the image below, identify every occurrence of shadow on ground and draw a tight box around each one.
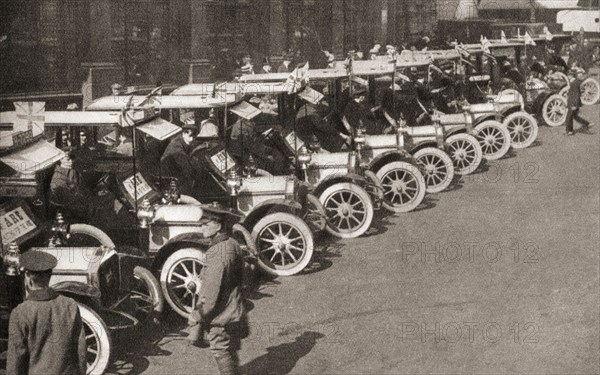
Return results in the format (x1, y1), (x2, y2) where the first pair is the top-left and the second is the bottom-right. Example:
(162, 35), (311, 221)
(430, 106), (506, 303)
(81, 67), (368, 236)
(241, 331), (325, 375)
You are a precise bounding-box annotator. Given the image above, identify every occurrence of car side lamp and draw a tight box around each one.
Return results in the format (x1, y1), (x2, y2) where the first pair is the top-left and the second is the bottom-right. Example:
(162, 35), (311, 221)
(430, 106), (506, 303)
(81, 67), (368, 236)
(308, 135), (322, 153)
(246, 155), (257, 177)
(50, 212), (70, 246)
(226, 169), (242, 196)
(3, 242), (20, 277)
(297, 146), (312, 170)
(162, 180), (180, 204)
(137, 198), (155, 229)
(354, 125), (366, 152)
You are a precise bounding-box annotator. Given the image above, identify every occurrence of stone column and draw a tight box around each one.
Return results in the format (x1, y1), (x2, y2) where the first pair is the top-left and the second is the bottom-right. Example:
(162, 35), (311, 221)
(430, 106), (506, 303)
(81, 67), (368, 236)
(88, 0), (113, 61)
(186, 0), (211, 82)
(331, 0), (345, 56)
(269, 0), (286, 57)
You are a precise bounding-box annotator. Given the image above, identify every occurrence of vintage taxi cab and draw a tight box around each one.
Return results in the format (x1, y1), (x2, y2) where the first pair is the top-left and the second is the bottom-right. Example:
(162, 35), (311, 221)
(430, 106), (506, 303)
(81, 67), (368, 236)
(171, 82), (382, 237)
(0, 198), (163, 375)
(86, 93), (323, 281)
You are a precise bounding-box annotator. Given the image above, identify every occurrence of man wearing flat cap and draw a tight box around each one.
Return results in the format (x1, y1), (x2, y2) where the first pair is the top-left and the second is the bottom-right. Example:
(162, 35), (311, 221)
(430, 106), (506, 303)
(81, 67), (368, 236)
(7, 251), (87, 375)
(161, 120), (202, 195)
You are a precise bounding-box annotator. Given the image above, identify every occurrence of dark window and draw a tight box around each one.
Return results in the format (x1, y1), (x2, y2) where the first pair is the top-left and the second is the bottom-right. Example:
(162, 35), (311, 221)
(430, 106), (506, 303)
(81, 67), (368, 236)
(111, 0), (172, 86)
(0, 0), (89, 94)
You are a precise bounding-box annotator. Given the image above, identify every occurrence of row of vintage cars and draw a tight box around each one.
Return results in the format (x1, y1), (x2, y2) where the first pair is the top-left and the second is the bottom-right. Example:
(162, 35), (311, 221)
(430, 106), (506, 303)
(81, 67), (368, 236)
(1, 32), (599, 374)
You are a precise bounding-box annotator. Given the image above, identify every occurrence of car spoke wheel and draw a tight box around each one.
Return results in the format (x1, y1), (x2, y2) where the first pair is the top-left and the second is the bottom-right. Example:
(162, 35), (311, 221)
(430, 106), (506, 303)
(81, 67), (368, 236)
(580, 77), (600, 105)
(319, 182), (374, 238)
(542, 94), (567, 127)
(252, 212), (314, 276)
(445, 133), (483, 175)
(79, 303), (111, 375)
(130, 266), (164, 323)
(375, 161), (426, 213)
(503, 112), (539, 149)
(473, 121), (511, 160)
(414, 147), (455, 193)
(160, 248), (206, 318)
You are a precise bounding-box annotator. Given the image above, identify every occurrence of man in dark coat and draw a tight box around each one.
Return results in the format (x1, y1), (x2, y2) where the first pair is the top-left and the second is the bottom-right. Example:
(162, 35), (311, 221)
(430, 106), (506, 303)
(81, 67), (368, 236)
(160, 122), (201, 196)
(188, 238), (247, 375)
(565, 68), (593, 135)
(7, 251), (87, 375)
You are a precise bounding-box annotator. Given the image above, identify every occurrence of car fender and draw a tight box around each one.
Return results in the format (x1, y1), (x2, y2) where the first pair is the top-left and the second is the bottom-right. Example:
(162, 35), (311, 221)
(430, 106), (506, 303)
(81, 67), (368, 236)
(243, 199), (304, 229)
(151, 232), (215, 271)
(53, 281), (102, 309)
(367, 150), (415, 173)
(407, 139), (442, 154)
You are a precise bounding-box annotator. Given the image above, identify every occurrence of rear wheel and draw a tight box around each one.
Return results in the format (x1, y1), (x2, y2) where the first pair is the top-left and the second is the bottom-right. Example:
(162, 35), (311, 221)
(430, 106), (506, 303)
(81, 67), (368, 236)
(79, 303), (111, 375)
(473, 121), (511, 160)
(252, 212), (314, 276)
(503, 112), (539, 149)
(445, 133), (483, 175)
(414, 147), (454, 193)
(375, 161), (426, 213)
(580, 77), (600, 105)
(319, 182), (374, 238)
(542, 94), (567, 127)
(160, 248), (206, 318)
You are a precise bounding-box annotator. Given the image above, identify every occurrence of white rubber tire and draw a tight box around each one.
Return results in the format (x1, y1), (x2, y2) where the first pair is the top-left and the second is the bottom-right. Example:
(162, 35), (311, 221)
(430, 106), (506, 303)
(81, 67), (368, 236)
(446, 133), (483, 175)
(375, 161), (427, 213)
(413, 147), (455, 193)
(79, 303), (111, 375)
(252, 212), (314, 276)
(503, 112), (539, 149)
(319, 182), (374, 238)
(473, 121), (511, 161)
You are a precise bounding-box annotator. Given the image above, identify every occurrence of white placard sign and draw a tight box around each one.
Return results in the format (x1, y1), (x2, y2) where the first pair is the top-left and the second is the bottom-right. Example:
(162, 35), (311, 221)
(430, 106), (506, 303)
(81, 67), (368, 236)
(210, 150), (237, 174)
(285, 131), (305, 151)
(1, 206), (37, 246)
(122, 172), (153, 201)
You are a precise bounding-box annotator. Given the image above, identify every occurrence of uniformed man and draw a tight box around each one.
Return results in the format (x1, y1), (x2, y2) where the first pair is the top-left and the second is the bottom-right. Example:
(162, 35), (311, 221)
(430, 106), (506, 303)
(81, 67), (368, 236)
(7, 251), (87, 375)
(188, 238), (248, 375)
(160, 121), (202, 196)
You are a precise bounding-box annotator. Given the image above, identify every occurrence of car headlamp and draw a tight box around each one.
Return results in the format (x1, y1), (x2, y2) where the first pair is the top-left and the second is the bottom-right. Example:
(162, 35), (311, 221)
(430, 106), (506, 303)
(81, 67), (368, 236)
(354, 125), (366, 151)
(226, 169), (242, 196)
(297, 146), (312, 170)
(137, 198), (155, 229)
(3, 242), (21, 277)
(50, 212), (70, 246)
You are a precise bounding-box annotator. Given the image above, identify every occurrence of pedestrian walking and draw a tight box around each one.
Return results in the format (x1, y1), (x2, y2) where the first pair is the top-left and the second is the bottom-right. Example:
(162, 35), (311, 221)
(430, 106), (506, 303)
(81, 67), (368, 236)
(565, 67), (594, 135)
(188, 238), (249, 375)
(7, 251), (87, 375)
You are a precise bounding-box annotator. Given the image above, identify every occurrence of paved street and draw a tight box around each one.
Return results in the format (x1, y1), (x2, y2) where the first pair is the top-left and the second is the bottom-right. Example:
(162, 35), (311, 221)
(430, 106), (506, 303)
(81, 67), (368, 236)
(108, 104), (599, 375)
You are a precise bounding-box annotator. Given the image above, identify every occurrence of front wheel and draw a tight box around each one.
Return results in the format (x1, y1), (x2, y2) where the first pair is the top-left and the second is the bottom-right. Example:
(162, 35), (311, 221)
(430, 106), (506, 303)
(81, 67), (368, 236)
(413, 147), (455, 193)
(375, 161), (426, 213)
(252, 212), (314, 276)
(580, 77), (600, 105)
(542, 94), (567, 127)
(160, 248), (206, 318)
(473, 121), (511, 161)
(319, 182), (374, 238)
(79, 303), (111, 375)
(503, 112), (539, 149)
(445, 133), (483, 175)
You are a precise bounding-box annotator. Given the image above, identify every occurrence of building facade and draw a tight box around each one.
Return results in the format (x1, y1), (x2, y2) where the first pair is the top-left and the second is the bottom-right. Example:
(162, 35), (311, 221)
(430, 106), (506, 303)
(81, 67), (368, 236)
(0, 0), (437, 105)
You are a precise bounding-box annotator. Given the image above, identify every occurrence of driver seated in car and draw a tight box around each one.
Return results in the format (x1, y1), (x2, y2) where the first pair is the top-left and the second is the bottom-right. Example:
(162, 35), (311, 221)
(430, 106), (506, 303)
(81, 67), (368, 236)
(160, 121), (203, 196)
